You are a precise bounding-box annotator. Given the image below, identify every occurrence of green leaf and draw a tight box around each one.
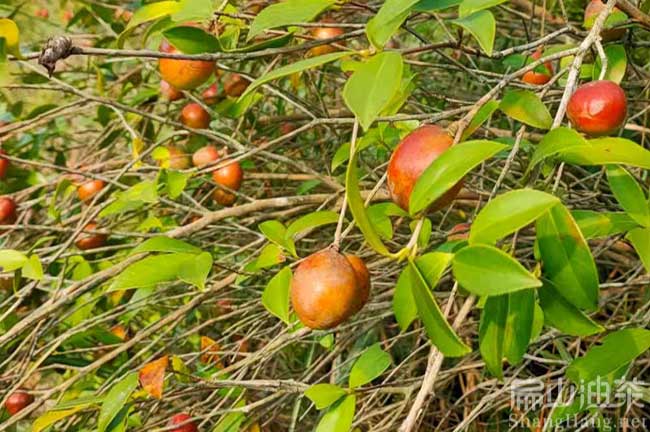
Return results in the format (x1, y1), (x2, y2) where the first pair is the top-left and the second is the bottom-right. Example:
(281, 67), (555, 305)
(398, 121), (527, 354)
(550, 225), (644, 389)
(452, 244), (541, 296)
(0, 249), (28, 272)
(393, 266), (417, 331)
(247, 0), (336, 40)
(131, 237), (202, 255)
(178, 252), (212, 290)
(627, 227), (650, 273)
(503, 289), (535, 365)
(33, 406), (92, 432)
(117, 1), (182, 48)
(414, 252), (453, 292)
(259, 220), (288, 245)
(529, 127), (588, 170)
(305, 384), (347, 410)
(409, 260), (471, 357)
(349, 343), (392, 389)
(499, 90), (552, 129)
(165, 170), (189, 199)
(461, 99), (499, 140)
(479, 294), (508, 378)
(469, 189), (559, 245)
(538, 282), (604, 336)
(451, 10), (495, 56)
(536, 204), (599, 311)
(162, 26), (221, 53)
(557, 137), (650, 169)
(572, 210), (638, 239)
(607, 165), (650, 227)
(592, 44), (627, 84)
(98, 373), (138, 432)
(315, 394), (356, 432)
(212, 400), (246, 432)
(459, 0), (508, 17)
(240, 52), (349, 100)
(171, 0), (214, 22)
(23, 254), (43, 280)
(366, 0), (419, 49)
(566, 328), (650, 383)
(286, 211), (339, 238)
(343, 52), (404, 130)
(109, 253), (205, 291)
(253, 244), (285, 270)
(409, 140), (507, 215)
(100, 181), (158, 218)
(415, 0), (463, 10)
(262, 266), (292, 323)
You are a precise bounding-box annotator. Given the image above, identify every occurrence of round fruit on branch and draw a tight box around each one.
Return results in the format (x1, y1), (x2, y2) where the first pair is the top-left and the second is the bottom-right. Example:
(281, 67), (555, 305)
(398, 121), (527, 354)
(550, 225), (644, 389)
(75, 222), (107, 251)
(77, 179), (105, 203)
(584, 0), (627, 41)
(521, 47), (553, 85)
(211, 159), (243, 206)
(291, 249), (370, 329)
(160, 80), (183, 102)
(5, 391), (34, 416)
(202, 83), (220, 105)
(308, 21), (345, 57)
(223, 73), (250, 98)
(168, 413), (198, 432)
(160, 146), (191, 170)
(567, 80), (627, 137)
(159, 40), (214, 90)
(387, 125), (462, 212)
(0, 197), (16, 225)
(180, 103), (211, 129)
(192, 145), (220, 168)
(0, 150), (9, 179)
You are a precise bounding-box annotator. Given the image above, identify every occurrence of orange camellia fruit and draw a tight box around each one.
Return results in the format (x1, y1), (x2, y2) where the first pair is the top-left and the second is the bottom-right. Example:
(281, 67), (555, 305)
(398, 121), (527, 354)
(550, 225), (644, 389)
(5, 391), (34, 416)
(0, 197), (16, 224)
(0, 150), (9, 179)
(192, 145), (220, 168)
(77, 179), (105, 203)
(291, 249), (370, 329)
(110, 324), (128, 341)
(159, 39), (214, 90)
(567, 80), (627, 137)
(521, 47), (553, 85)
(211, 159), (243, 206)
(75, 222), (108, 251)
(168, 413), (198, 432)
(308, 22), (345, 56)
(584, 0), (627, 41)
(180, 103), (211, 129)
(387, 125), (462, 212)
(160, 80), (183, 102)
(202, 83), (220, 105)
(223, 73), (250, 98)
(163, 146), (191, 170)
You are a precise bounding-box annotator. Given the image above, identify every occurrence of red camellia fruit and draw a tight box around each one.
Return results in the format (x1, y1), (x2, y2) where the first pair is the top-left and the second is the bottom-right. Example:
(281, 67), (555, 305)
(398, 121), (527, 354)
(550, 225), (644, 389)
(584, 0), (627, 41)
(202, 83), (220, 105)
(192, 145), (220, 168)
(521, 48), (553, 85)
(223, 74), (250, 98)
(77, 179), (105, 203)
(0, 150), (9, 179)
(567, 80), (627, 136)
(448, 223), (471, 241)
(159, 40), (214, 90)
(0, 196), (16, 224)
(5, 391), (34, 416)
(168, 413), (198, 432)
(160, 80), (183, 102)
(212, 160), (243, 206)
(291, 249), (370, 329)
(35, 8), (49, 18)
(308, 22), (345, 56)
(180, 103), (211, 129)
(387, 125), (462, 212)
(75, 222), (107, 251)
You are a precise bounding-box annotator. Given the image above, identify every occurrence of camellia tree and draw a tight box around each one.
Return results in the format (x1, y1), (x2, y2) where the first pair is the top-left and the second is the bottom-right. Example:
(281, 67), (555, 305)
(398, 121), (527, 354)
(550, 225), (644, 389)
(1, 0), (650, 430)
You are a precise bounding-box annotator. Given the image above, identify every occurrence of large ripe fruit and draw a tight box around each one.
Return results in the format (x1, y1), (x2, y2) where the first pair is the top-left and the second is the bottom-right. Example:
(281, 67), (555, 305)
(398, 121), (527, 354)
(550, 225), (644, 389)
(163, 146), (191, 170)
(169, 413), (198, 432)
(159, 40), (214, 90)
(291, 249), (369, 329)
(223, 74), (250, 98)
(567, 80), (627, 136)
(202, 83), (220, 105)
(211, 160), (243, 206)
(521, 48), (553, 85)
(387, 125), (462, 212)
(180, 103), (211, 129)
(344, 254), (370, 314)
(0, 150), (9, 179)
(192, 145), (219, 168)
(75, 222), (107, 251)
(584, 0), (627, 41)
(308, 23), (345, 56)
(5, 391), (34, 416)
(160, 80), (183, 102)
(78, 179), (105, 203)
(0, 197), (16, 224)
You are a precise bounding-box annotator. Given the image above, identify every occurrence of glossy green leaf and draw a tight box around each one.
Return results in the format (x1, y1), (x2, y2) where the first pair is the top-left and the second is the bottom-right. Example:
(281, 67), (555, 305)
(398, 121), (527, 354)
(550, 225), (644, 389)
(538, 282), (604, 336)
(109, 253), (206, 291)
(415, 0), (463, 10)
(452, 244), (541, 296)
(409, 260), (471, 357)
(162, 26), (221, 53)
(286, 211), (339, 238)
(536, 204), (599, 311)
(33, 406), (92, 432)
(566, 328), (650, 383)
(171, 0), (214, 22)
(165, 170), (189, 199)
(131, 237), (202, 255)
(98, 373), (138, 432)
(178, 252), (212, 290)
(479, 294), (507, 378)
(253, 244), (285, 270)
(503, 289), (535, 365)
(452, 10), (495, 56)
(529, 127), (588, 170)
(409, 140), (506, 215)
(499, 90), (552, 129)
(343, 52), (404, 130)
(459, 0), (508, 17)
(557, 138), (650, 169)
(262, 266), (292, 323)
(305, 384), (347, 410)
(117, 1), (181, 47)
(366, 0), (419, 49)
(0, 249), (28, 272)
(627, 227), (650, 273)
(461, 99), (499, 140)
(315, 394), (356, 432)
(248, 0), (336, 40)
(259, 220), (287, 245)
(606, 165), (650, 227)
(349, 343), (392, 389)
(393, 266), (417, 331)
(469, 189), (559, 245)
(23, 254), (43, 280)
(592, 44), (627, 84)
(572, 210), (638, 239)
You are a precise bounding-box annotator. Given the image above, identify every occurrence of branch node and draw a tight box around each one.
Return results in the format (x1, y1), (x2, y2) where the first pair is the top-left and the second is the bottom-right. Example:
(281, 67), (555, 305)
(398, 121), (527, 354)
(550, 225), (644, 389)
(38, 36), (78, 77)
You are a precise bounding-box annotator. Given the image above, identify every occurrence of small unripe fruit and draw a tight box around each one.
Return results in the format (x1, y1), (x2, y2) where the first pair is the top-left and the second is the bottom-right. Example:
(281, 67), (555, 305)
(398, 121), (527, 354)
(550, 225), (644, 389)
(308, 24), (345, 57)
(223, 74), (250, 98)
(0, 197), (16, 224)
(159, 41), (214, 90)
(291, 249), (369, 329)
(0, 150), (9, 179)
(75, 222), (107, 251)
(5, 391), (34, 416)
(181, 103), (211, 129)
(78, 179), (105, 203)
(567, 80), (627, 137)
(35, 8), (49, 18)
(192, 145), (219, 167)
(211, 160), (243, 206)
(521, 48), (553, 85)
(387, 125), (462, 212)
(168, 413), (198, 432)
(202, 83), (220, 105)
(584, 0), (627, 41)
(160, 80), (183, 102)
